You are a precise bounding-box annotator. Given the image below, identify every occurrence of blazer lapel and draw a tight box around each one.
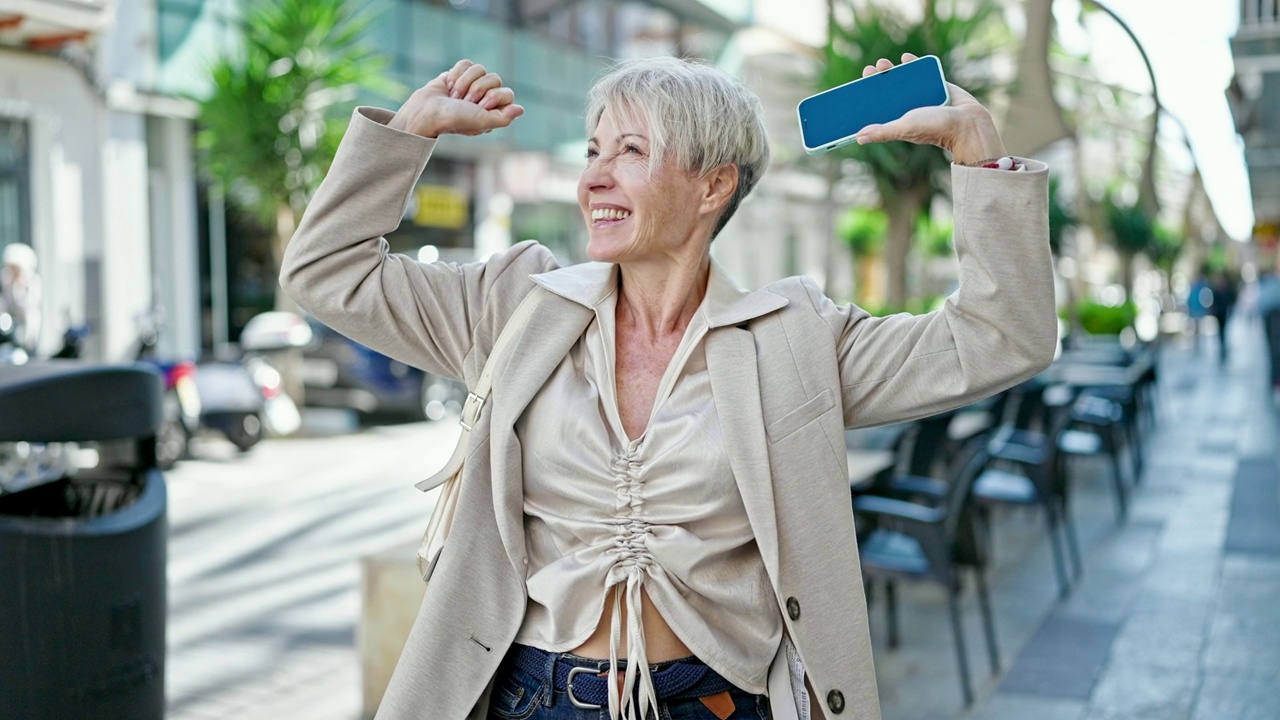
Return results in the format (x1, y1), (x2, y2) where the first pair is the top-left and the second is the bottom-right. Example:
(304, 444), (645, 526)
(706, 327), (781, 581)
(487, 290), (595, 573)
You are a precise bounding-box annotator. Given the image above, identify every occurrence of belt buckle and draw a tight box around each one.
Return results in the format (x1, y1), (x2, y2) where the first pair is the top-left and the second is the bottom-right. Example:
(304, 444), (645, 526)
(566, 666), (604, 710)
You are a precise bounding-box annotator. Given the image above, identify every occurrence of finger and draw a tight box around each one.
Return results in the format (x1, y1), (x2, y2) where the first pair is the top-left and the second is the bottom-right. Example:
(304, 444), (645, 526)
(466, 73), (503, 104)
(481, 87), (514, 111)
(452, 63), (488, 99)
(875, 57), (894, 72)
(487, 103), (524, 127)
(426, 71), (449, 93)
(855, 123), (885, 145)
(445, 59), (473, 93)
(901, 52), (919, 64)
(862, 64), (877, 78)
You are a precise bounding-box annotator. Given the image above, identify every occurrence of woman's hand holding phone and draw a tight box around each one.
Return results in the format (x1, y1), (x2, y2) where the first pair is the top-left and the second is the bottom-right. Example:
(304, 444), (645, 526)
(388, 59), (525, 139)
(853, 53), (1007, 166)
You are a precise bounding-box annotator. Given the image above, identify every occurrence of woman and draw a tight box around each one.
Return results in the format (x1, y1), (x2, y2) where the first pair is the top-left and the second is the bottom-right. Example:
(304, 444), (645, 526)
(281, 54), (1055, 720)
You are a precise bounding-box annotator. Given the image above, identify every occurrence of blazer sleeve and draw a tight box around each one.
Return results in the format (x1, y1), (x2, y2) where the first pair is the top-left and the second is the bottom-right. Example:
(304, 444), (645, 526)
(804, 159), (1058, 429)
(279, 107), (558, 382)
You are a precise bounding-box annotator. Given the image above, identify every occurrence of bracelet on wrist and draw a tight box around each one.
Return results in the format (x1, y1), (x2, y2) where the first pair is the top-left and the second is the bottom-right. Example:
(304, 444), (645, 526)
(963, 156), (1024, 171)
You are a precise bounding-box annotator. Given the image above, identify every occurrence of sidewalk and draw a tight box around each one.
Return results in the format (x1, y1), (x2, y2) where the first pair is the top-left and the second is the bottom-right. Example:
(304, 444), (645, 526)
(873, 317), (1280, 720)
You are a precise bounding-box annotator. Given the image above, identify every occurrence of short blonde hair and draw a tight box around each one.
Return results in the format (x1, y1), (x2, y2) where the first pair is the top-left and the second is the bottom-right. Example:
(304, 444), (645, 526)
(585, 56), (770, 238)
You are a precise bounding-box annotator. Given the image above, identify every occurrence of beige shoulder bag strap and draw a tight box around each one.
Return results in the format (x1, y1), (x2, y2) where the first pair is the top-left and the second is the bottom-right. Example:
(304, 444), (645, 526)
(414, 287), (543, 581)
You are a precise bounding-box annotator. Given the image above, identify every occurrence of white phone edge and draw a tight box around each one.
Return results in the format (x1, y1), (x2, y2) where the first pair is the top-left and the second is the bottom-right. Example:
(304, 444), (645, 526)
(797, 54), (950, 156)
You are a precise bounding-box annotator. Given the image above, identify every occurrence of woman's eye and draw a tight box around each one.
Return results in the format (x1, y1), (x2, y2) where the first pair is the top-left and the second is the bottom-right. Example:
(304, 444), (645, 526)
(624, 144), (642, 155)
(585, 148), (598, 159)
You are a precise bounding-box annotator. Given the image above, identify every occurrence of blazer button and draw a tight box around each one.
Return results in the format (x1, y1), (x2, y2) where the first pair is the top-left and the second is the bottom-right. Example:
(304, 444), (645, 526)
(827, 689), (845, 714)
(786, 597), (801, 621)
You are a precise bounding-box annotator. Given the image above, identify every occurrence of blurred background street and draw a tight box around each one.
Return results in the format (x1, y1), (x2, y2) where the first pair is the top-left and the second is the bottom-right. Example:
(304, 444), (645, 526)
(163, 415), (457, 720)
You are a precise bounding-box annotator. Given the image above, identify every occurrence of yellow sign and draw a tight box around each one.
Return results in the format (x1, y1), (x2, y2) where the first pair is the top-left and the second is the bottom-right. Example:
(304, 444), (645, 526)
(413, 186), (469, 229)
(1256, 220), (1279, 248)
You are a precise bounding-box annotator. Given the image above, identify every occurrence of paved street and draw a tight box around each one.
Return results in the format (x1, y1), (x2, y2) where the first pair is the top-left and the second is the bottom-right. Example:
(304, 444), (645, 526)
(163, 318), (1280, 720)
(164, 415), (460, 720)
(871, 316), (1280, 720)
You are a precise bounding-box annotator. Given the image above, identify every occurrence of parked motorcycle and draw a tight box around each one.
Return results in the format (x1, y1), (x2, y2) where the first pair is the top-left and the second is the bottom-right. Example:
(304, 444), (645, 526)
(236, 311), (310, 437)
(0, 313), (29, 365)
(133, 314), (201, 470)
(191, 360), (265, 452)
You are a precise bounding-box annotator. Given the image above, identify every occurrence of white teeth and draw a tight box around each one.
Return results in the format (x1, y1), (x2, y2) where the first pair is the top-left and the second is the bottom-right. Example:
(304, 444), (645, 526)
(591, 208), (631, 221)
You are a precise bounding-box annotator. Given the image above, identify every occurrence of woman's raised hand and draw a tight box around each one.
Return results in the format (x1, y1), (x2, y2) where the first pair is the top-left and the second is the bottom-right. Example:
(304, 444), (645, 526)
(853, 53), (1008, 166)
(388, 59), (524, 139)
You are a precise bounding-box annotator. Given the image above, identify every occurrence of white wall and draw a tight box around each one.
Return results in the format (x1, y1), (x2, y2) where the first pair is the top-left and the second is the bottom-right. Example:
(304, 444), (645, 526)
(0, 50), (104, 357)
(147, 116), (201, 358)
(101, 110), (154, 361)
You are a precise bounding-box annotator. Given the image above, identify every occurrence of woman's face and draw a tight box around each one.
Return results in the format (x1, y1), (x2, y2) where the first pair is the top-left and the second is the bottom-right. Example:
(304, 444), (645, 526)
(578, 106), (707, 265)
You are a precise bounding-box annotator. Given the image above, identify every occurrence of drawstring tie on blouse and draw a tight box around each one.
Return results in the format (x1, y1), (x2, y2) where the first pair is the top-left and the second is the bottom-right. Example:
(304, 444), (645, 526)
(606, 451), (658, 720)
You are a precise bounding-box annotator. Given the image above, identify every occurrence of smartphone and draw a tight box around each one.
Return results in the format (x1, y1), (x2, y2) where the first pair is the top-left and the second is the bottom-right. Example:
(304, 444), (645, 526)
(797, 55), (950, 155)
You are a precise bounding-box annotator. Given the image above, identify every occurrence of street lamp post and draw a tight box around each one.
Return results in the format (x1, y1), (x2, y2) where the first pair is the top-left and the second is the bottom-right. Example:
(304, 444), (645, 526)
(1081, 0), (1161, 217)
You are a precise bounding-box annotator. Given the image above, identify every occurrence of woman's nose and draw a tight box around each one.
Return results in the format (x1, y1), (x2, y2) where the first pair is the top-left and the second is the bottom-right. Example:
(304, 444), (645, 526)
(582, 159), (614, 191)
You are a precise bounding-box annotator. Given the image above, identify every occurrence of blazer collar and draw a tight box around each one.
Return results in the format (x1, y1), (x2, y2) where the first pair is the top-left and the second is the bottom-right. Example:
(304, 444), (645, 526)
(531, 258), (789, 329)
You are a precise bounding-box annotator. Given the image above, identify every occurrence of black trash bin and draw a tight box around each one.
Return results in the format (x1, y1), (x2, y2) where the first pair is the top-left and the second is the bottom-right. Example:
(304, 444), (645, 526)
(0, 361), (165, 720)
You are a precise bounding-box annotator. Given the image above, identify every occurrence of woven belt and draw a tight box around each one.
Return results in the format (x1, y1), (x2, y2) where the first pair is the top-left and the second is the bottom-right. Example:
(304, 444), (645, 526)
(510, 644), (735, 709)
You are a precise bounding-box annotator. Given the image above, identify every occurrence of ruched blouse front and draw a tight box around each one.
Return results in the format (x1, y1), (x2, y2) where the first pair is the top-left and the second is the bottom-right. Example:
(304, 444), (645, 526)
(514, 280), (781, 720)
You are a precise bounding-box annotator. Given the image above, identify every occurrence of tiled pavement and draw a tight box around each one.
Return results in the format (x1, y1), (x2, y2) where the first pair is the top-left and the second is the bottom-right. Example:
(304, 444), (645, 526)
(875, 316), (1280, 720)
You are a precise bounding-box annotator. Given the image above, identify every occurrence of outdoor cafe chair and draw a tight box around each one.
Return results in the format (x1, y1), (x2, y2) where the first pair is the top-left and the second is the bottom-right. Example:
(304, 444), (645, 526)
(1057, 391), (1133, 521)
(848, 402), (997, 507)
(971, 384), (1083, 598)
(853, 436), (998, 707)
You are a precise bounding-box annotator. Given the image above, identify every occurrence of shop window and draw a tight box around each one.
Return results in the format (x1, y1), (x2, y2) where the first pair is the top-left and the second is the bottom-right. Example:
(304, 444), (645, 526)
(0, 118), (30, 252)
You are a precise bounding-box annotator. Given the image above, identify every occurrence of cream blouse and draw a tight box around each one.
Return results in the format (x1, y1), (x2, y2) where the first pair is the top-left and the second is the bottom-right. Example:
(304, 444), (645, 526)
(513, 271), (782, 720)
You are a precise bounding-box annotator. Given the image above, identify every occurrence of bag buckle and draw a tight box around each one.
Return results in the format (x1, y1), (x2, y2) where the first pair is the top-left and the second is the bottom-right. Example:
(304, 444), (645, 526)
(566, 666), (604, 710)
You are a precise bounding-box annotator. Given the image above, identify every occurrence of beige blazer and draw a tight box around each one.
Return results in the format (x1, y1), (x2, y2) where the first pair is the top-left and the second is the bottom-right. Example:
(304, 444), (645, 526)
(280, 107), (1057, 720)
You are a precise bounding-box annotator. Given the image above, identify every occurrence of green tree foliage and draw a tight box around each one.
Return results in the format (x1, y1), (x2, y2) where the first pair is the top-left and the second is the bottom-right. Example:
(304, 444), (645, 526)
(823, 0), (1010, 306)
(195, 0), (393, 279)
(837, 206), (887, 305)
(913, 212), (953, 259)
(1047, 174), (1077, 257)
(1104, 190), (1152, 295)
(1148, 223), (1184, 277)
(1069, 300), (1136, 335)
(1146, 221), (1182, 271)
(837, 207), (888, 258)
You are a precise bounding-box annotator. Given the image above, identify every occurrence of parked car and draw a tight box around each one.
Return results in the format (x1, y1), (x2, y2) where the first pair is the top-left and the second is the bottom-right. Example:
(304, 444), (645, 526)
(300, 317), (463, 423)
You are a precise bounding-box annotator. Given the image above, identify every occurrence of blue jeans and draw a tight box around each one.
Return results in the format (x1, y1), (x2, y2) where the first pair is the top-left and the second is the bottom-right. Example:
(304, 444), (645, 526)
(486, 648), (772, 720)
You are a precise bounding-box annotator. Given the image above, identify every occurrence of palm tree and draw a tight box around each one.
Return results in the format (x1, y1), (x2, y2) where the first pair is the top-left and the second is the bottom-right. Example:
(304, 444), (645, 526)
(195, 0), (393, 308)
(823, 0), (1010, 308)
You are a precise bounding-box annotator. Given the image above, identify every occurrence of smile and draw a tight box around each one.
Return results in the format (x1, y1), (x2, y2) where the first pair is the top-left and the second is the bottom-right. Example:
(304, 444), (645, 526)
(590, 208), (632, 224)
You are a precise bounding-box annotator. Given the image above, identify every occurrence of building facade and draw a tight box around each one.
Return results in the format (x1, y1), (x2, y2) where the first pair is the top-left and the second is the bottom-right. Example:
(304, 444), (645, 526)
(0, 0), (201, 360)
(1231, 0), (1280, 257)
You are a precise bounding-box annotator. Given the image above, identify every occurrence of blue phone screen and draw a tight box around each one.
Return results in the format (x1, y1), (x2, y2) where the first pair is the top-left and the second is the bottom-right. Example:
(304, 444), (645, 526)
(799, 57), (948, 151)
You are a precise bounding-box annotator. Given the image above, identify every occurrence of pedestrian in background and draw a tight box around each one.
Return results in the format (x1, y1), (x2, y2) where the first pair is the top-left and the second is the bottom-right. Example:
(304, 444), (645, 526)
(1209, 268), (1238, 364)
(1257, 260), (1280, 397)
(0, 242), (42, 353)
(281, 53), (1056, 720)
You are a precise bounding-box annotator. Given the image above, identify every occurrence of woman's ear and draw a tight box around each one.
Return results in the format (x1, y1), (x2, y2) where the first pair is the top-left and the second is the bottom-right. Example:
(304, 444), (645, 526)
(700, 164), (739, 217)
